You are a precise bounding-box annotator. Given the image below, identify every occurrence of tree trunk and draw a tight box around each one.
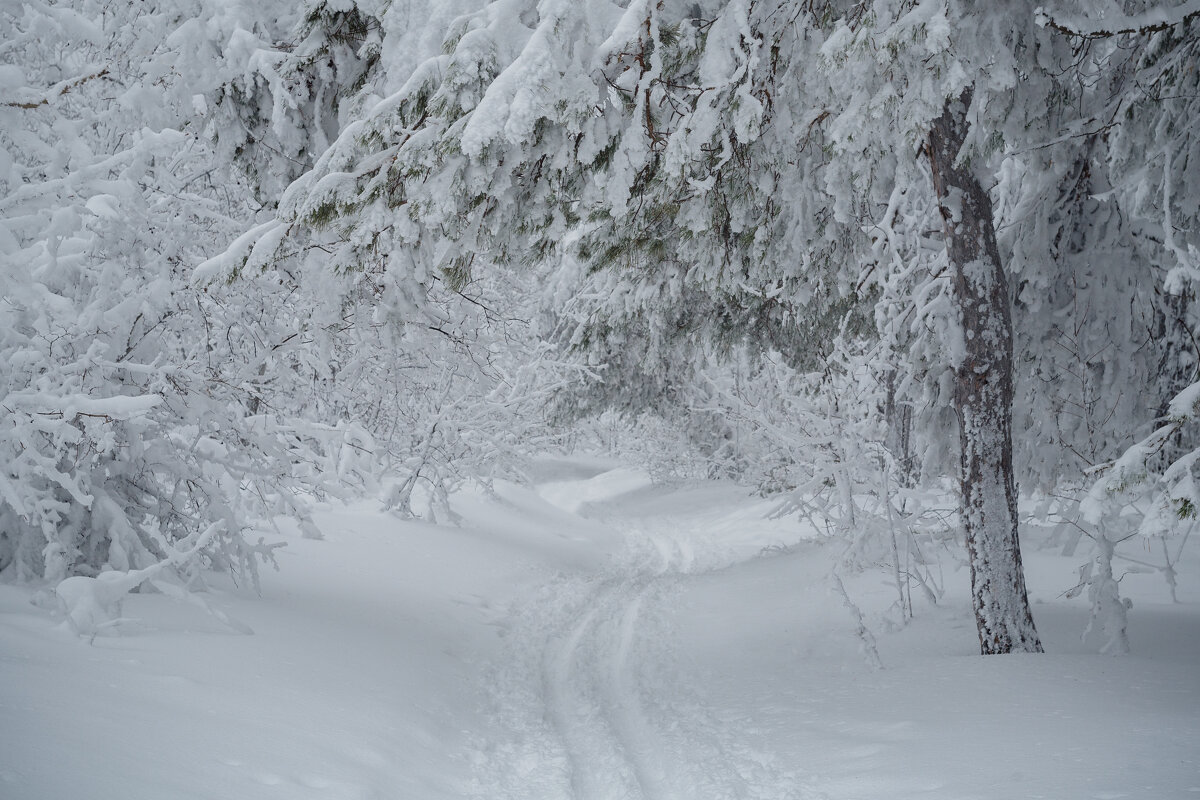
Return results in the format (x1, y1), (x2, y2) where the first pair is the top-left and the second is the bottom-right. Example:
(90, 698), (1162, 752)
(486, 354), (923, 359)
(883, 368), (916, 487)
(927, 89), (1043, 655)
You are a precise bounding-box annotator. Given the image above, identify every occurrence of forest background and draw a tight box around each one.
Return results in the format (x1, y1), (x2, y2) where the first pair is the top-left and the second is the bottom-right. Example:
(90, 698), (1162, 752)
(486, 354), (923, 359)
(3, 0), (1200, 656)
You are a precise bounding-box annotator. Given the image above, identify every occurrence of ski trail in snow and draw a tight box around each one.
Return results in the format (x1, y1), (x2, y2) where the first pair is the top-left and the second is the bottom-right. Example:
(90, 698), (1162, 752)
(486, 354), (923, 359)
(470, 508), (824, 800)
(542, 578), (664, 800)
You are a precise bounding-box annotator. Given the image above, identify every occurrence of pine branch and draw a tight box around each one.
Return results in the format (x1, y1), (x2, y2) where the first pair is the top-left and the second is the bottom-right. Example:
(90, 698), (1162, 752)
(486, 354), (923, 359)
(1036, 1), (1200, 39)
(2, 68), (110, 109)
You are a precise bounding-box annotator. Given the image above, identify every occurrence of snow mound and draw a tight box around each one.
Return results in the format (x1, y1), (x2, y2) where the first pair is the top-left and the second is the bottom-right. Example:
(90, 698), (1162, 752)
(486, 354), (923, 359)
(538, 466), (655, 514)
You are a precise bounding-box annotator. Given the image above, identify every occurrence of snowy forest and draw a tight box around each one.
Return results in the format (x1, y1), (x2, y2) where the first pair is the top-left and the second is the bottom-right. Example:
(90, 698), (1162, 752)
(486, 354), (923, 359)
(3, 1), (1199, 798)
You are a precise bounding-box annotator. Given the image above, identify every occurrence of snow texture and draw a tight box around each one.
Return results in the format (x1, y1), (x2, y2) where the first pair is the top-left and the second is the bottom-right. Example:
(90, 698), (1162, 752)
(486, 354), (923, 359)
(3, 463), (1198, 799)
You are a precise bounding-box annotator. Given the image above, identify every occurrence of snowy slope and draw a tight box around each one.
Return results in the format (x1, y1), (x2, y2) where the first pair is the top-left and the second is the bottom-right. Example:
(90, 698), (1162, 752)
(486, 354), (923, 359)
(2, 460), (1198, 799)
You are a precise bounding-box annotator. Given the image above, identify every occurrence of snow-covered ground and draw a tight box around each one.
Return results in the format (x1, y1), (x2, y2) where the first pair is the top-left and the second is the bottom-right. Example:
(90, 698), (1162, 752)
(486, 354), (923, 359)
(2, 460), (1198, 799)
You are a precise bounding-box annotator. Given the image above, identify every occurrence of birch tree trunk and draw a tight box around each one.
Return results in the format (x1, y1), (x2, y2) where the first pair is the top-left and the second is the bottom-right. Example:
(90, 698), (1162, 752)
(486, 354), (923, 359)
(928, 89), (1043, 654)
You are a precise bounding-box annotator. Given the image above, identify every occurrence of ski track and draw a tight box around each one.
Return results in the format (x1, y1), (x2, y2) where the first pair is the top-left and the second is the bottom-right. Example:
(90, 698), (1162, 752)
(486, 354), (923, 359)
(472, 514), (822, 800)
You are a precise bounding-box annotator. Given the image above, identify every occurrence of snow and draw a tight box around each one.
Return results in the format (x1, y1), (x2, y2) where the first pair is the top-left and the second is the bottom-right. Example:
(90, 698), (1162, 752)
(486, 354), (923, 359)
(193, 219), (283, 284)
(1169, 380), (1200, 421)
(54, 523), (222, 636)
(1036, 0), (1200, 36)
(596, 0), (652, 63)
(5, 391), (162, 419)
(3, 460), (1199, 799)
(538, 464), (654, 514)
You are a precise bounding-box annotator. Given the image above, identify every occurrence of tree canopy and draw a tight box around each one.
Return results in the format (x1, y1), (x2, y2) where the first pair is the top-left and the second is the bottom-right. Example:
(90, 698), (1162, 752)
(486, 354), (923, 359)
(3, 0), (1198, 652)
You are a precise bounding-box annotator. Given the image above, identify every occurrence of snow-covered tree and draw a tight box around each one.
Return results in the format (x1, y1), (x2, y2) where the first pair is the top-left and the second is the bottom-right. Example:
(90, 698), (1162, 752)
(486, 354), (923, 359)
(196, 0), (1200, 654)
(0, 1), (315, 594)
(191, 0), (580, 518)
(206, 0), (1032, 649)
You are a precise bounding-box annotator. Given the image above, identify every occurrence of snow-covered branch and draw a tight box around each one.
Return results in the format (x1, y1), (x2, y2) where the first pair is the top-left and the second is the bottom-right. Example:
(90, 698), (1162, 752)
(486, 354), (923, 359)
(1036, 1), (1200, 38)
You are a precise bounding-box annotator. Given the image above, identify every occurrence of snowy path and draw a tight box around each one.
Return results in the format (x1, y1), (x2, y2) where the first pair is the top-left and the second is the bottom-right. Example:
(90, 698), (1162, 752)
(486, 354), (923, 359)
(462, 469), (1200, 800)
(538, 523), (694, 800)
(468, 494), (818, 800)
(2, 461), (1198, 799)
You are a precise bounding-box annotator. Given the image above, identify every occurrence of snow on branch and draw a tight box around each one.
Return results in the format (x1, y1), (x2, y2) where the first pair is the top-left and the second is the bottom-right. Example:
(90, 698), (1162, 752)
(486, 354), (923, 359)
(5, 392), (161, 420)
(194, 220), (286, 284)
(1, 67), (109, 109)
(1083, 379), (1200, 533)
(1036, 1), (1200, 38)
(55, 522), (225, 636)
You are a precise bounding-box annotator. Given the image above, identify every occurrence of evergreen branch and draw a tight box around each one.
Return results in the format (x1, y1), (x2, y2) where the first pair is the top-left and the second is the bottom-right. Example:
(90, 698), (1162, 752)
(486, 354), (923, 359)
(1036, 1), (1200, 39)
(2, 68), (110, 109)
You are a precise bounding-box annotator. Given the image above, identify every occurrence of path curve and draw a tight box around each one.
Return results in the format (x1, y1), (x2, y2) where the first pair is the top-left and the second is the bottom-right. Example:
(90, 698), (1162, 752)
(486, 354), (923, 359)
(467, 504), (825, 800)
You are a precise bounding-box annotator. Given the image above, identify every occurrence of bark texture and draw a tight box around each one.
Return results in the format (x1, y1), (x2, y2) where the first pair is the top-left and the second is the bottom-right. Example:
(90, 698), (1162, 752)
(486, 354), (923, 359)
(928, 89), (1043, 655)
